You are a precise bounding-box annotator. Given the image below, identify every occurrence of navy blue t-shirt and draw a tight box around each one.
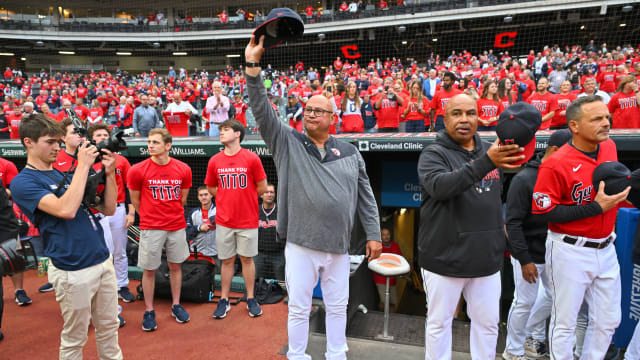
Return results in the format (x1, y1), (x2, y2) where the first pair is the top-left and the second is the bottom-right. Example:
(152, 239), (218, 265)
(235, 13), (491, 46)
(10, 168), (109, 271)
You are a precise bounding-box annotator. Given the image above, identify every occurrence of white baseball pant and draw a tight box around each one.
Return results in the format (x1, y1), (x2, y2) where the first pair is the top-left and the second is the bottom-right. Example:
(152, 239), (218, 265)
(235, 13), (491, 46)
(625, 320), (640, 360)
(505, 258), (551, 355)
(546, 231), (621, 360)
(421, 268), (501, 360)
(98, 215), (113, 254)
(108, 204), (130, 288)
(285, 242), (350, 360)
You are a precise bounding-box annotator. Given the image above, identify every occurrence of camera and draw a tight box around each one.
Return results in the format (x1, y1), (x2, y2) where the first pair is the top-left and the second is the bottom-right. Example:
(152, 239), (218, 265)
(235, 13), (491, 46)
(65, 109), (128, 207)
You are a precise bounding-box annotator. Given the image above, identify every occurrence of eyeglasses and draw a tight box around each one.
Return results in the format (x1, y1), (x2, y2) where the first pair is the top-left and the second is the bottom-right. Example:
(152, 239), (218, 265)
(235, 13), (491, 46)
(303, 107), (332, 116)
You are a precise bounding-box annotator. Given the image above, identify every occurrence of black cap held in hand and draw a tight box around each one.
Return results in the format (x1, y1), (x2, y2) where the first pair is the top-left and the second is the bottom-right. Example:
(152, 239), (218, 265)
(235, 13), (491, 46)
(496, 102), (542, 165)
(592, 161), (631, 195)
(253, 8), (305, 50)
(628, 168), (640, 208)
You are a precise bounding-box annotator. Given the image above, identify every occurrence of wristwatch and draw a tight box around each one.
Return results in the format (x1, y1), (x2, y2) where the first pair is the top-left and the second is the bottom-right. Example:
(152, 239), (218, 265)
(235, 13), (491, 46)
(246, 62), (260, 68)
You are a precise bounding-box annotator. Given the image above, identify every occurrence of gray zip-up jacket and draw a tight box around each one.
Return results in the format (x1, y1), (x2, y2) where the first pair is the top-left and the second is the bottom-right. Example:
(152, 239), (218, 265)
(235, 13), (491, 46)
(247, 73), (381, 254)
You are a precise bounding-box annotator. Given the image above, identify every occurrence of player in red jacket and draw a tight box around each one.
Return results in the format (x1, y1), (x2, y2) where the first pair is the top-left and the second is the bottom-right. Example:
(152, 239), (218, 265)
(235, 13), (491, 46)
(608, 75), (640, 129)
(205, 119), (267, 319)
(531, 95), (629, 360)
(526, 78), (558, 130)
(128, 128), (192, 331)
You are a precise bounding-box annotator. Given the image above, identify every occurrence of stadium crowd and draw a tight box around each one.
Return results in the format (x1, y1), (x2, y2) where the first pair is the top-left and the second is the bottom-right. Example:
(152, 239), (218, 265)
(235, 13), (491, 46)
(1, 39), (640, 140)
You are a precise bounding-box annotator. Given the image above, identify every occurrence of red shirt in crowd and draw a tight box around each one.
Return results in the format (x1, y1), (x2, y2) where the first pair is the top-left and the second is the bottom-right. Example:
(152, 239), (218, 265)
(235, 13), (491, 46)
(127, 158), (192, 231)
(476, 98), (503, 127)
(608, 91), (640, 129)
(597, 71), (617, 93)
(550, 93), (577, 128)
(233, 100), (248, 126)
(430, 88), (462, 118)
(526, 92), (559, 130)
(0, 156), (18, 187)
(204, 148), (267, 229)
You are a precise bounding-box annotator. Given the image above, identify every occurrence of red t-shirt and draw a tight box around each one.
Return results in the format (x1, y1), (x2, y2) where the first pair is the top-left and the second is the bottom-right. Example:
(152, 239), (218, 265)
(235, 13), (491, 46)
(114, 154), (131, 204)
(608, 92), (640, 129)
(127, 158), (192, 231)
(87, 107), (104, 123)
(526, 92), (559, 130)
(74, 105), (90, 120)
(372, 242), (402, 286)
(550, 93), (577, 128)
(532, 139), (618, 238)
(597, 71), (617, 93)
(0, 157), (18, 187)
(7, 114), (21, 139)
(233, 101), (248, 126)
(76, 87), (88, 99)
(476, 98), (503, 126)
(430, 88), (462, 118)
(375, 97), (400, 129)
(53, 150), (78, 172)
(402, 97), (430, 123)
(204, 148), (267, 229)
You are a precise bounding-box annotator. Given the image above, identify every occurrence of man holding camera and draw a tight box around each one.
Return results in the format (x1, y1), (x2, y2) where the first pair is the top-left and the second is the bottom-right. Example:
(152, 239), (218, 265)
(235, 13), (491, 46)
(88, 124), (137, 303)
(374, 78), (404, 132)
(10, 114), (122, 359)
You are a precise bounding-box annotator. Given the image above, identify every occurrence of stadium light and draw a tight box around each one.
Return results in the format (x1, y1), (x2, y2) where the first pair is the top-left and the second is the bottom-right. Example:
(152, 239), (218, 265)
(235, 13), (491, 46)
(402, 41), (408, 45)
(152, 42), (161, 48)
(432, 38), (438, 42)
(35, 41), (44, 46)
(116, 52), (132, 56)
(620, 23), (627, 27)
(58, 51), (75, 55)
(173, 52), (187, 56)
(318, 33), (325, 40)
(580, 25), (585, 30)
(226, 54), (241, 58)
(622, 5), (633, 12)
(504, 16), (513, 23)
(20, 57), (26, 61)
(0, 53), (14, 56)
(397, 26), (406, 33)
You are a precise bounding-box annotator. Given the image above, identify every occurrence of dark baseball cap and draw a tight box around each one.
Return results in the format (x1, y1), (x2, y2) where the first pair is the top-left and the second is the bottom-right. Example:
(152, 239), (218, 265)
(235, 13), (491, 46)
(253, 8), (304, 49)
(592, 161), (631, 195)
(547, 128), (572, 148)
(496, 102), (542, 165)
(628, 168), (640, 208)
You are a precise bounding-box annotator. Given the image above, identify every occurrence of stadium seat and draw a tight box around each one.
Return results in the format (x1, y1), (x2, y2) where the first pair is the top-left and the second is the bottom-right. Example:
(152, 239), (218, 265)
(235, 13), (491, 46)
(368, 254), (410, 341)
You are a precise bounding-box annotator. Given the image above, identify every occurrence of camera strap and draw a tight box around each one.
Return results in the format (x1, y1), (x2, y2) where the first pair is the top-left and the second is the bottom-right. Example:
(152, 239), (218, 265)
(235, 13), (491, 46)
(26, 164), (73, 229)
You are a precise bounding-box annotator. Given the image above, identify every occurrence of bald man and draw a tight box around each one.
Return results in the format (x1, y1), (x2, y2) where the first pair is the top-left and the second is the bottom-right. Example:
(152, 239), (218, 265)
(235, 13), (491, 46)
(417, 94), (524, 360)
(204, 81), (230, 137)
(245, 35), (382, 360)
(165, 93), (198, 135)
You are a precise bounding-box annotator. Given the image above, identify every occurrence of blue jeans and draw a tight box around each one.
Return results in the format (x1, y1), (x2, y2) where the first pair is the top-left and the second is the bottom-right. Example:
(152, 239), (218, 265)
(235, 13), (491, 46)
(406, 119), (426, 132)
(208, 123), (220, 137)
(434, 115), (445, 132)
(477, 125), (496, 131)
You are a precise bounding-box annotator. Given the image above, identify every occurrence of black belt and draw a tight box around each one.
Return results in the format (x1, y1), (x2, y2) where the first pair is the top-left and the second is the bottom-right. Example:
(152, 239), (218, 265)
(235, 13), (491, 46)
(562, 236), (612, 249)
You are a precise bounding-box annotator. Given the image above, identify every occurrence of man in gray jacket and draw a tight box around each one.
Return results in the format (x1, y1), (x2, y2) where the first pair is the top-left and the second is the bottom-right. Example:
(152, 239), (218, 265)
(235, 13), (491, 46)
(133, 94), (161, 137)
(246, 35), (382, 360)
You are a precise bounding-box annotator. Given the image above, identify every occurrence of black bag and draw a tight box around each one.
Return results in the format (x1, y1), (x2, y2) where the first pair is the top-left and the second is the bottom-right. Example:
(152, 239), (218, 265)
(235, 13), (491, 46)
(254, 277), (285, 305)
(137, 255), (216, 303)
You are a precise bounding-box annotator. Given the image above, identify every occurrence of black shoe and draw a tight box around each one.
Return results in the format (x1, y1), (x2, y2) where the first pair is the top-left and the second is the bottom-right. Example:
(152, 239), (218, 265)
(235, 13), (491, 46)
(118, 315), (126, 328)
(604, 343), (620, 360)
(118, 287), (136, 303)
(38, 283), (54, 293)
(14, 289), (32, 306)
(142, 310), (157, 332)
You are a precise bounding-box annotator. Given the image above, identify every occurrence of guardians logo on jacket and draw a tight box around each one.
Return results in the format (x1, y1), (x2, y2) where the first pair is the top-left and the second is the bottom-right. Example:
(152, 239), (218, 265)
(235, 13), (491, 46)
(475, 168), (500, 194)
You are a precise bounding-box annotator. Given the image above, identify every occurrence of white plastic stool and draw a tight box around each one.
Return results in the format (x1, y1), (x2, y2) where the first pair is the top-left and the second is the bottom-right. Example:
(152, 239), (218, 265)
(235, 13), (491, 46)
(368, 253), (410, 340)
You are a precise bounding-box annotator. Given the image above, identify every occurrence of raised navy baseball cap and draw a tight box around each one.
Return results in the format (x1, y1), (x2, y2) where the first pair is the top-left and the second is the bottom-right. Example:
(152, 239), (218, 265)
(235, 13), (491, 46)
(496, 102), (542, 165)
(592, 161), (631, 195)
(253, 8), (304, 49)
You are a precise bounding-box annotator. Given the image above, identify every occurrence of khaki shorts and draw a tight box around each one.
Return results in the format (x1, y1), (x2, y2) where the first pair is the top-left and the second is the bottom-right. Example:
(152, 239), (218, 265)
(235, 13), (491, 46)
(216, 225), (258, 260)
(138, 229), (189, 270)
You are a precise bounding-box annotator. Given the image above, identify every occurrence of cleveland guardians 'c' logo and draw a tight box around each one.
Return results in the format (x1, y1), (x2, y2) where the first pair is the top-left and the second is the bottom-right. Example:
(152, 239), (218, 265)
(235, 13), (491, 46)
(571, 182), (593, 205)
(533, 192), (551, 210)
